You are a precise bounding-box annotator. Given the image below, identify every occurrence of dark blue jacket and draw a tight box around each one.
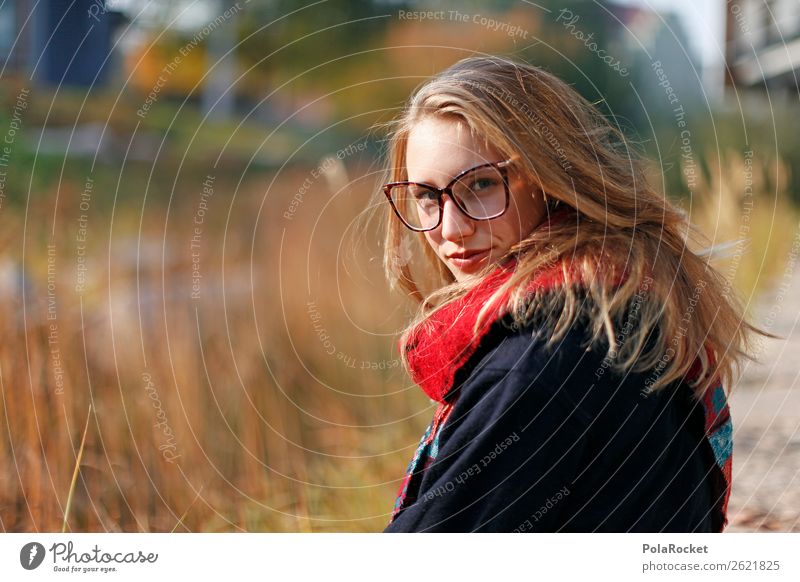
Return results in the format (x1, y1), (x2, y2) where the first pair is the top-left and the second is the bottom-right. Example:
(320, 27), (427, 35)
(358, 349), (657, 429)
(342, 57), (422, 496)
(384, 316), (717, 532)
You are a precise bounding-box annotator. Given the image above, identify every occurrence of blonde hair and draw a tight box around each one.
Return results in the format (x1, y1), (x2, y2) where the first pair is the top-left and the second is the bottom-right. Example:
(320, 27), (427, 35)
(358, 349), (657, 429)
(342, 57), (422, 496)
(375, 55), (766, 397)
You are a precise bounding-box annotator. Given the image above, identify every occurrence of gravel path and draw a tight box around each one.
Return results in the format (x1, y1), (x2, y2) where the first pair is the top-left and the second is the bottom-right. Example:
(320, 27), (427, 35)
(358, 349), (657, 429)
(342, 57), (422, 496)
(726, 268), (800, 532)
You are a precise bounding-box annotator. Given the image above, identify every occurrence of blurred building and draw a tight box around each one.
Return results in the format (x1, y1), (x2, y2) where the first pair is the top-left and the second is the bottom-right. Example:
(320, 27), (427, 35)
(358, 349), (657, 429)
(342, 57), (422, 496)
(726, 0), (800, 91)
(609, 0), (726, 101)
(0, 0), (125, 87)
(0, 0), (30, 73)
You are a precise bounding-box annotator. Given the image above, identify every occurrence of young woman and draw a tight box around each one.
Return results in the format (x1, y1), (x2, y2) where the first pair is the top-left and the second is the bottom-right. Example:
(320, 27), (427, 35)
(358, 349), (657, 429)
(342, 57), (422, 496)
(377, 55), (763, 532)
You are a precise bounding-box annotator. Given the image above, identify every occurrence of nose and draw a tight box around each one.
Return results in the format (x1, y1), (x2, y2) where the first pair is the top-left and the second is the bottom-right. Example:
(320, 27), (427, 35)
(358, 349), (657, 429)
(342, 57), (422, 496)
(439, 194), (475, 241)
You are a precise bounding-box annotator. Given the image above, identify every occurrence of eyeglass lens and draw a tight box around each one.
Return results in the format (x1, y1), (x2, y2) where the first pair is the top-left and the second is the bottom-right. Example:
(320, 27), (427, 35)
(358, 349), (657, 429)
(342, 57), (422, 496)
(389, 165), (507, 230)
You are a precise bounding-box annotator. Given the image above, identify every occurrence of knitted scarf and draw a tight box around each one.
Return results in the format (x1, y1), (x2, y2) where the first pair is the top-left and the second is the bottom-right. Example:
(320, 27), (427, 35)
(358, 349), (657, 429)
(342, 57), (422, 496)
(389, 226), (733, 531)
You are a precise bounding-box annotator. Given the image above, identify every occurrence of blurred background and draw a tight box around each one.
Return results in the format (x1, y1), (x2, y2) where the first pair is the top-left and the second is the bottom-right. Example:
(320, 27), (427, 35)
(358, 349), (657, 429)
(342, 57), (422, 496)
(0, 0), (798, 532)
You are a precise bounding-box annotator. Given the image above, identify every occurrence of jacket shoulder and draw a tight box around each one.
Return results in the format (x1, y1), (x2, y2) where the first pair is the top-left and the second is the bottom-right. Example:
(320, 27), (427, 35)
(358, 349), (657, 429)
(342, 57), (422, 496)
(451, 315), (654, 427)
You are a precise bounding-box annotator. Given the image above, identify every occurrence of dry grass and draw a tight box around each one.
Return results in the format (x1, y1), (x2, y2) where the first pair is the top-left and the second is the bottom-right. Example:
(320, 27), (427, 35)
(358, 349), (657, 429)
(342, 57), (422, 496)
(682, 150), (798, 314)
(0, 161), (430, 532)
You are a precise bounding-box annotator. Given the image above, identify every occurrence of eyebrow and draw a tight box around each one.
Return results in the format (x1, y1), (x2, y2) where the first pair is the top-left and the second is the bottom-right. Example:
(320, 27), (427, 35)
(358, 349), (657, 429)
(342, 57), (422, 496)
(406, 160), (497, 187)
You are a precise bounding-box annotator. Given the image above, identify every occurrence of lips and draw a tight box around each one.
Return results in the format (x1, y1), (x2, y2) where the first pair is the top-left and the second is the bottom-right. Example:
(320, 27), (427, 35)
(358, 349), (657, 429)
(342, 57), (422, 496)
(446, 248), (491, 270)
(447, 249), (488, 260)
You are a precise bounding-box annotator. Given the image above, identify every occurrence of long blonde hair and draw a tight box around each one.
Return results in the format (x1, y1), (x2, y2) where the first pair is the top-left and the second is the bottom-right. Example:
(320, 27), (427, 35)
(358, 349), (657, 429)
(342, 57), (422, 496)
(375, 55), (765, 397)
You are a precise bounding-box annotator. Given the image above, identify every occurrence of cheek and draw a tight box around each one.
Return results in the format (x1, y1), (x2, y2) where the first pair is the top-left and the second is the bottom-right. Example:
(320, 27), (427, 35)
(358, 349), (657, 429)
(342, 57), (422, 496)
(496, 205), (529, 242)
(509, 191), (544, 237)
(424, 232), (443, 254)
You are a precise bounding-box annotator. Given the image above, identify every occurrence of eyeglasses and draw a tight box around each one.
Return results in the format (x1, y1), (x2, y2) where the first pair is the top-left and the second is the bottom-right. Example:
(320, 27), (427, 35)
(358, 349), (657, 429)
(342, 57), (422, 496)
(383, 158), (514, 232)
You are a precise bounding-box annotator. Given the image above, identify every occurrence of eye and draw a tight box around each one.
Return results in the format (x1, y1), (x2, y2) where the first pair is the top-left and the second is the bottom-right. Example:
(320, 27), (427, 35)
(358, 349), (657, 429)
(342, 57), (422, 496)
(471, 177), (498, 191)
(411, 187), (438, 201)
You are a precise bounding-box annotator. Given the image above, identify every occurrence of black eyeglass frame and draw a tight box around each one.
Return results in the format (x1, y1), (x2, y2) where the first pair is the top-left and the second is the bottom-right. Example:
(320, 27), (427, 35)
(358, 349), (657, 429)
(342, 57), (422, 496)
(383, 158), (516, 232)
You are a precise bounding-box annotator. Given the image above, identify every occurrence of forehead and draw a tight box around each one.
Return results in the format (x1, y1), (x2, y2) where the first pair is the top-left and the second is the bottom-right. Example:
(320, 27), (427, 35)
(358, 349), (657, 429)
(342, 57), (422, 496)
(404, 116), (499, 185)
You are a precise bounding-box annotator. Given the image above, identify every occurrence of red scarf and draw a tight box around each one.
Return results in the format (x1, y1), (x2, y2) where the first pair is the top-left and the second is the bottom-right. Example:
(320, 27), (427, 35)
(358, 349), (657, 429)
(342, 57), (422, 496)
(404, 257), (573, 402)
(396, 212), (733, 531)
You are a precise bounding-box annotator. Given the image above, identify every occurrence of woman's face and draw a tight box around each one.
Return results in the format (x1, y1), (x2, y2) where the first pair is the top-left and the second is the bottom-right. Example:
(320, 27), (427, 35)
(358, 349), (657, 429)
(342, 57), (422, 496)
(405, 116), (547, 282)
